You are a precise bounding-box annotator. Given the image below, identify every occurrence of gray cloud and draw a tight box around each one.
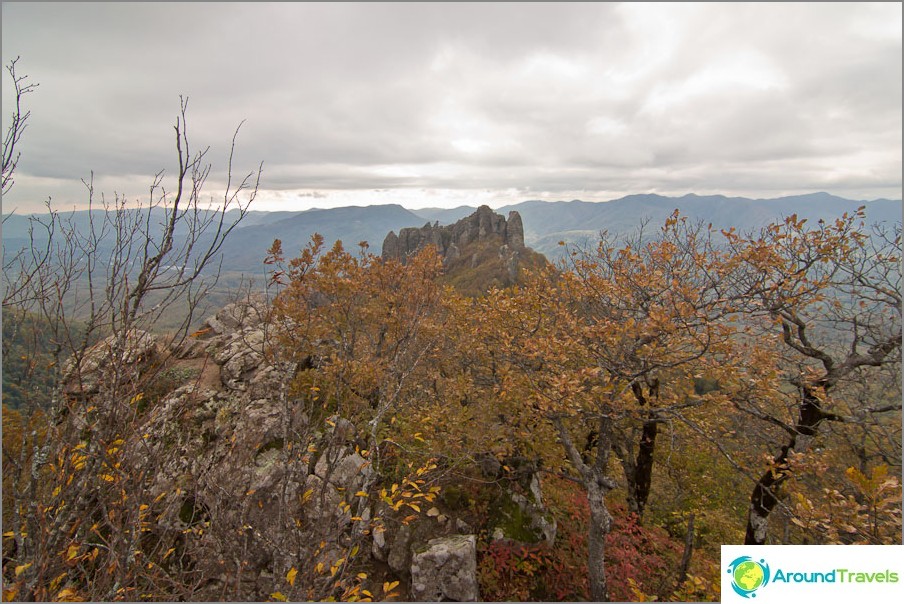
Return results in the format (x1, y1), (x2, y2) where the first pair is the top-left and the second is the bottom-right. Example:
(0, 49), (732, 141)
(2, 2), (900, 213)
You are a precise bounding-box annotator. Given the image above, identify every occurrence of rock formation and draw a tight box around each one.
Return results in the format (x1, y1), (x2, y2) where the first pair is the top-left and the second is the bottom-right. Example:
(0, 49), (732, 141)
(382, 205), (546, 296)
(382, 205), (525, 264)
(58, 292), (557, 600)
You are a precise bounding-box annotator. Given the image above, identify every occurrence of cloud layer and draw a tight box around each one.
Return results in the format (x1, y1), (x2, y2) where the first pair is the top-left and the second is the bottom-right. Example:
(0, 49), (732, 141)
(2, 3), (901, 212)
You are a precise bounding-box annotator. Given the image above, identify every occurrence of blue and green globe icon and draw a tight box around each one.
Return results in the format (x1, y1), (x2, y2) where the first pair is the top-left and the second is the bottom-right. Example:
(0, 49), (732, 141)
(727, 556), (771, 598)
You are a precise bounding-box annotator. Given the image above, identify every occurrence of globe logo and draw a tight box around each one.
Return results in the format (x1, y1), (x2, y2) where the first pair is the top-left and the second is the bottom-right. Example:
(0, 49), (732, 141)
(727, 556), (771, 598)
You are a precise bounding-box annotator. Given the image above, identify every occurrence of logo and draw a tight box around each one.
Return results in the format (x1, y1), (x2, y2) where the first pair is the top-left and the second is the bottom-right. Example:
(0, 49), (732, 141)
(727, 556), (771, 598)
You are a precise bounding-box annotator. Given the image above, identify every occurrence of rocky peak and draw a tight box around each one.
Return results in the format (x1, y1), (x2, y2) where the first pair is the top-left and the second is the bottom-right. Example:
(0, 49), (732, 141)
(382, 205), (525, 264)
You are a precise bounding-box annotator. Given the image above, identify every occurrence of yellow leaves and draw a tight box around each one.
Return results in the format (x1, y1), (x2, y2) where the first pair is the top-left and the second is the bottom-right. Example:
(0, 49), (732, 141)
(70, 453), (87, 472)
(55, 587), (84, 602)
(66, 544), (80, 561)
(49, 572), (69, 593)
(286, 567), (298, 586)
(270, 591), (288, 602)
(329, 557), (346, 577)
(14, 562), (32, 576)
(383, 580), (400, 599)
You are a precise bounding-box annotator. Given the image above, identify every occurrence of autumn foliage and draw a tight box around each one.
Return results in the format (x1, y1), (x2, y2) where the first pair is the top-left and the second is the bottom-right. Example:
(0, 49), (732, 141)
(2, 208), (900, 602)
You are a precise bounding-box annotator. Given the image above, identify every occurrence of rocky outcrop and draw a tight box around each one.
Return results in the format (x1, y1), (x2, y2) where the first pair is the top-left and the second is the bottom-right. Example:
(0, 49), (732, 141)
(67, 293), (547, 601)
(63, 329), (160, 398)
(382, 205), (525, 264)
(410, 534), (480, 602)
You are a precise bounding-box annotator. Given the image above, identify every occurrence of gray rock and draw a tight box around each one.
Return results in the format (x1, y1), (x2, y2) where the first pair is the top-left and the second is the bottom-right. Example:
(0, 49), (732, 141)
(304, 474), (343, 523)
(62, 329), (158, 396)
(410, 534), (479, 602)
(387, 524), (412, 573)
(314, 447), (375, 496)
(372, 527), (387, 561)
(506, 210), (525, 248)
(381, 206), (523, 264)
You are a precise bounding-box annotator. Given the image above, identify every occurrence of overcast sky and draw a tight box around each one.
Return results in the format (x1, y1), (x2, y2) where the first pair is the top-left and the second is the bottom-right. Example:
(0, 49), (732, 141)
(2, 2), (901, 213)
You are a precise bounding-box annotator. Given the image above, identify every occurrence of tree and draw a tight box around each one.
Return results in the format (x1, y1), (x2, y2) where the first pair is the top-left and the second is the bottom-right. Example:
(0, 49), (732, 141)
(723, 211), (902, 545)
(270, 238), (454, 477)
(480, 215), (738, 601)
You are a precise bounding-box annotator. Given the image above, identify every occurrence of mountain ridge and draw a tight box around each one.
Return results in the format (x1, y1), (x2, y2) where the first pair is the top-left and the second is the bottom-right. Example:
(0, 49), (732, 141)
(4, 193), (900, 268)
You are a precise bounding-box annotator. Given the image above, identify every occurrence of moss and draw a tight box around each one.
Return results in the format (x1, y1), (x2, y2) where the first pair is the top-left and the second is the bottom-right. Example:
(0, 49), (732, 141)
(441, 485), (472, 511)
(488, 492), (543, 544)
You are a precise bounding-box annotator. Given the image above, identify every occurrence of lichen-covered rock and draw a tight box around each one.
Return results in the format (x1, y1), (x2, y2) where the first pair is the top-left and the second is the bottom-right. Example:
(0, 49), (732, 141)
(63, 329), (159, 396)
(387, 523), (412, 574)
(314, 450), (374, 493)
(410, 534), (479, 602)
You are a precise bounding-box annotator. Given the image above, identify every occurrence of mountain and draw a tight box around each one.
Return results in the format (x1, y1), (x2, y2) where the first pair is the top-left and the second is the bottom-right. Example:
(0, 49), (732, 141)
(216, 204), (428, 273)
(4, 193), (900, 273)
(410, 205), (478, 225)
(498, 192), (901, 258)
(2, 204), (430, 276)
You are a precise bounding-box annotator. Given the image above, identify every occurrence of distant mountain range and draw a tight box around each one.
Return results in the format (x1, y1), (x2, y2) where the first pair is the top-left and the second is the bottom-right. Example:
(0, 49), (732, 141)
(3, 192), (900, 272)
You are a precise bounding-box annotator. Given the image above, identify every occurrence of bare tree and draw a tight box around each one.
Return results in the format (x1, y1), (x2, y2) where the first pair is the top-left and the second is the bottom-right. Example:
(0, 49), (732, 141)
(2, 90), (262, 600)
(2, 56), (38, 196)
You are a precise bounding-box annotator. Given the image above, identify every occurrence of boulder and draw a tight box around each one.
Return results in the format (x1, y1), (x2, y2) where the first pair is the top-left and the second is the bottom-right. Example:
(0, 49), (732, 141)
(410, 534), (479, 602)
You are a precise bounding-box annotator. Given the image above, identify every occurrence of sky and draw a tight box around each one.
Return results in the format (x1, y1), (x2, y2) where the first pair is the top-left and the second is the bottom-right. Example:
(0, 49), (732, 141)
(1, 2), (901, 213)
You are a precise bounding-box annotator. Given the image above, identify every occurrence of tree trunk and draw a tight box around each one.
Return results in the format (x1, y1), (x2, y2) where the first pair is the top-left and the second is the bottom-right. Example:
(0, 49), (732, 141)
(587, 482), (613, 602)
(676, 513), (695, 588)
(744, 384), (828, 544)
(552, 414), (616, 602)
(624, 381), (659, 520)
(632, 417), (658, 518)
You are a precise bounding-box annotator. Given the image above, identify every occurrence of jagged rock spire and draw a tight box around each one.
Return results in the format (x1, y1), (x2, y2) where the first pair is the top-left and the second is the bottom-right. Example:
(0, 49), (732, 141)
(382, 205), (525, 263)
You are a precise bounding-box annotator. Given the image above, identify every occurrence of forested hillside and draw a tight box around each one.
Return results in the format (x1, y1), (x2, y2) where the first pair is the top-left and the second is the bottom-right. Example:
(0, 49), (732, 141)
(4, 201), (900, 601)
